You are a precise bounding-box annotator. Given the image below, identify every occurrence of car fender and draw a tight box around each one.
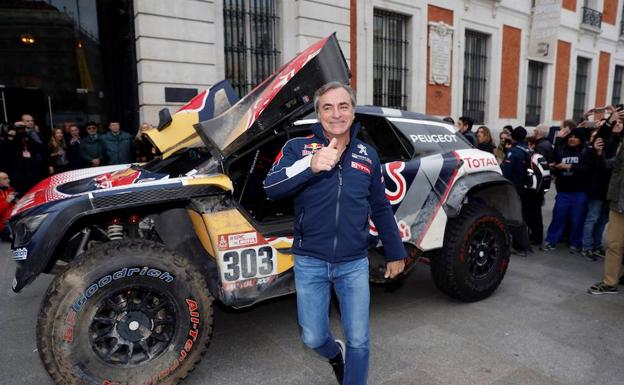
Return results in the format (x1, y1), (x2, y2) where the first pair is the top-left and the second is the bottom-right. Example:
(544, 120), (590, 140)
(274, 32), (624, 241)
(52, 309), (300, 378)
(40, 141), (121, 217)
(443, 171), (523, 226)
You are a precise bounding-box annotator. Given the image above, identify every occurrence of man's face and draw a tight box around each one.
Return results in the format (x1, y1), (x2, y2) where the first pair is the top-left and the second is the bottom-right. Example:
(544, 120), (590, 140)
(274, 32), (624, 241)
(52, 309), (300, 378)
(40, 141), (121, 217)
(86, 125), (97, 135)
(317, 87), (355, 139)
(70, 126), (80, 138)
(457, 120), (467, 133)
(567, 135), (581, 147)
(109, 122), (120, 134)
(22, 115), (34, 128)
(0, 173), (10, 188)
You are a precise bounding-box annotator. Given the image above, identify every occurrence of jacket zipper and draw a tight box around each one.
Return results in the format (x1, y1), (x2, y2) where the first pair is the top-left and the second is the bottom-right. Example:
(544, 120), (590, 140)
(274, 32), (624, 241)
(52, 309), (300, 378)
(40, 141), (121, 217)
(332, 164), (343, 260)
(298, 210), (304, 248)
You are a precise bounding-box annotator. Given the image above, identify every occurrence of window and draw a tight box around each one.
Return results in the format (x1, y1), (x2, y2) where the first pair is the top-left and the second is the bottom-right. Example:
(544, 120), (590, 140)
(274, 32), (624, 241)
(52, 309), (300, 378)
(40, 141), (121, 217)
(223, 0), (280, 97)
(525, 61), (545, 126)
(573, 57), (591, 122)
(463, 30), (489, 125)
(373, 9), (408, 110)
(612, 65), (624, 106)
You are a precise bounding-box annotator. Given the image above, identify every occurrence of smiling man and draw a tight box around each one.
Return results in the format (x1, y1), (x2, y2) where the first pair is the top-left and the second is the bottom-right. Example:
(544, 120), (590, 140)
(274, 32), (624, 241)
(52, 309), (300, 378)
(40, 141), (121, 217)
(263, 82), (406, 385)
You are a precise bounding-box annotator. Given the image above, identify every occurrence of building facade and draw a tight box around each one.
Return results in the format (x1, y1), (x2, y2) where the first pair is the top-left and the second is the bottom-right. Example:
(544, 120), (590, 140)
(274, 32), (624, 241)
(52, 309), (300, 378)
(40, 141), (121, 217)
(3, 1), (623, 134)
(134, 0), (624, 131)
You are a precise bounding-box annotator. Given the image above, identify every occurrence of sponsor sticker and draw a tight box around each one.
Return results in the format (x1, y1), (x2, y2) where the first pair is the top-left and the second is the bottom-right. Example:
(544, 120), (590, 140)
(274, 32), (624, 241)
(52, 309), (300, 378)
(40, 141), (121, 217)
(11, 247), (27, 261)
(357, 143), (368, 155)
(351, 153), (372, 164)
(218, 231), (260, 250)
(409, 134), (457, 143)
(351, 161), (371, 175)
(302, 142), (323, 156)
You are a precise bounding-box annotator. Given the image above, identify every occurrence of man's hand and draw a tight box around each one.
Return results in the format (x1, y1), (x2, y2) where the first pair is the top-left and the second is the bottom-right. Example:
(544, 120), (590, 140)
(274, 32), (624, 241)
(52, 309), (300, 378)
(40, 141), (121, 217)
(556, 127), (570, 138)
(384, 259), (406, 279)
(92, 158), (101, 166)
(311, 138), (340, 174)
(594, 138), (604, 155)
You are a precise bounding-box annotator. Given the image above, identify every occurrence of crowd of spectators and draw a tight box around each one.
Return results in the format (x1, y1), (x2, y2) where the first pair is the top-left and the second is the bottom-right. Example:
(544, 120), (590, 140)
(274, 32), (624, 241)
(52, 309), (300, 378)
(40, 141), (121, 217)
(447, 106), (624, 295)
(0, 114), (158, 197)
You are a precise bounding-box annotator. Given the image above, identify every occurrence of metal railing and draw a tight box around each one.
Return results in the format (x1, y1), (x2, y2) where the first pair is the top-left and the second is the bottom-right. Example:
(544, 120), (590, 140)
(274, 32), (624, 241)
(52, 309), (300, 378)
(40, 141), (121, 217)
(581, 6), (602, 30)
(463, 30), (489, 125)
(620, 19), (624, 37)
(223, 0), (280, 97)
(373, 9), (408, 110)
(525, 61), (544, 127)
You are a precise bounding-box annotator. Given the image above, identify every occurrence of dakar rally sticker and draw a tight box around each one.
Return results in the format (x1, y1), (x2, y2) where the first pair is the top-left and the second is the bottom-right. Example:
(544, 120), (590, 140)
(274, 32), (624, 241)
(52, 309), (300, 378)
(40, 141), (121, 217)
(351, 161), (371, 175)
(218, 231), (260, 250)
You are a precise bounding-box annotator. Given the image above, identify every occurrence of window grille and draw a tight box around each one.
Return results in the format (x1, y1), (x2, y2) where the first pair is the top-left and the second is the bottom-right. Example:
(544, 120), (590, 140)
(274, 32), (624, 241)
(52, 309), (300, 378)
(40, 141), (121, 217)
(373, 9), (408, 110)
(463, 30), (489, 125)
(573, 57), (590, 123)
(223, 0), (280, 97)
(581, 6), (602, 29)
(525, 60), (545, 127)
(612, 65), (624, 106)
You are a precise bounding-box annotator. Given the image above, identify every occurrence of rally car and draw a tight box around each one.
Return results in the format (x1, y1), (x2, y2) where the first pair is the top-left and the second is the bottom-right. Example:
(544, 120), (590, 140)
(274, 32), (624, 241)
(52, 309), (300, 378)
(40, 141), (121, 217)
(8, 34), (522, 385)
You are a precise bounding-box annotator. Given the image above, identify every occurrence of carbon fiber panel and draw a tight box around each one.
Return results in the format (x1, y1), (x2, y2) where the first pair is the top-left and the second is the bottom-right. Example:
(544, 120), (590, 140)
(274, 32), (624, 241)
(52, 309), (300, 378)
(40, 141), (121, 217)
(91, 185), (222, 209)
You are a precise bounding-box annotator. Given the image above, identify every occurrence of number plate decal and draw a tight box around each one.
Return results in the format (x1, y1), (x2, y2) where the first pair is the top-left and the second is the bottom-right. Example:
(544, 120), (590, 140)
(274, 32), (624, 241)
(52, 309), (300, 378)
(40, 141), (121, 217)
(217, 231), (278, 287)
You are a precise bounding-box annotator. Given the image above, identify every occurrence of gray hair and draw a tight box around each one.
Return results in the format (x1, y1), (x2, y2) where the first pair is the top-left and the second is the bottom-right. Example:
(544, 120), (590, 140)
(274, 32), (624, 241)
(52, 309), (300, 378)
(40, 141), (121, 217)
(313, 81), (356, 114)
(534, 123), (548, 137)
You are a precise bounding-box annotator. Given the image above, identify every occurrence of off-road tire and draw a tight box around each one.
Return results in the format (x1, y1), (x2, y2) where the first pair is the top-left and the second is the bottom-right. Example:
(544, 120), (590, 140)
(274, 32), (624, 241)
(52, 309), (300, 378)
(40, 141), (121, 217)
(430, 204), (510, 302)
(37, 240), (214, 385)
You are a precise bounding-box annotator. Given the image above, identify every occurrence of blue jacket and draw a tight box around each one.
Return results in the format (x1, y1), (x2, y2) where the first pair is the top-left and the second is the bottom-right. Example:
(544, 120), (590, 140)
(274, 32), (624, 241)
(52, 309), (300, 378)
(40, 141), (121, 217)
(263, 123), (406, 263)
(501, 141), (529, 194)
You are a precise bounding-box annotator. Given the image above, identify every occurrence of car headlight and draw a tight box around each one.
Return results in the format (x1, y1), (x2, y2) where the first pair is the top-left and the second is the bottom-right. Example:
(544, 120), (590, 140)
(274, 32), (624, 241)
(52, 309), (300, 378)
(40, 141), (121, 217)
(12, 214), (49, 247)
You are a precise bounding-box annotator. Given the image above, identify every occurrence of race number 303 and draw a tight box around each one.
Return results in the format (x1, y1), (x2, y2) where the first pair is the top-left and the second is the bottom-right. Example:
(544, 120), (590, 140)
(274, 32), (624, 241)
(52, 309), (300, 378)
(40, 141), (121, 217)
(220, 245), (276, 282)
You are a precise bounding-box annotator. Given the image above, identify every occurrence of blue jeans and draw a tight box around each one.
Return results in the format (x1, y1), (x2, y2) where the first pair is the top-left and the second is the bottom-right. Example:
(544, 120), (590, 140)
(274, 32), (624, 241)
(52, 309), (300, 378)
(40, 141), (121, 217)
(582, 199), (609, 250)
(294, 255), (370, 385)
(545, 191), (588, 248)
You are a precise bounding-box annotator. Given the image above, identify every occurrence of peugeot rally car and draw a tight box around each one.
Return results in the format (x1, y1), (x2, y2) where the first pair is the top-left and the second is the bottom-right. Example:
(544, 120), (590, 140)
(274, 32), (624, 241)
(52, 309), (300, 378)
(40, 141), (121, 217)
(8, 34), (522, 385)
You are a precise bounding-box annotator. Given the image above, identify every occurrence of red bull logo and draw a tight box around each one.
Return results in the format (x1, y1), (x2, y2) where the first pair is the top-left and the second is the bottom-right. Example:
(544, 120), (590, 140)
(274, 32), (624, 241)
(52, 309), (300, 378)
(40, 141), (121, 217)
(94, 169), (141, 190)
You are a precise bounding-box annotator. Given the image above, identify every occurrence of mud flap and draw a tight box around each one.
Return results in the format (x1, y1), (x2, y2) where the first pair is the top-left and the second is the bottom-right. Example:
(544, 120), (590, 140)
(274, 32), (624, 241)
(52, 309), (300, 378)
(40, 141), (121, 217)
(509, 222), (532, 252)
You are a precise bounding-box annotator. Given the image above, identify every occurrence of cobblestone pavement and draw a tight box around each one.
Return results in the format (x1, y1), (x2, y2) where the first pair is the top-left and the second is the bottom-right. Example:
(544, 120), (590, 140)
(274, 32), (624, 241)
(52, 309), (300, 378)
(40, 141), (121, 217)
(1, 191), (623, 385)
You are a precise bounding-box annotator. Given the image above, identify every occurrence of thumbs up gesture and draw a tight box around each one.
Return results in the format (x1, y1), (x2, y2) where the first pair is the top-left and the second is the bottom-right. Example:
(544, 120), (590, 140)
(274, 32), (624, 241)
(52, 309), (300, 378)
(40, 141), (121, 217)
(311, 138), (340, 174)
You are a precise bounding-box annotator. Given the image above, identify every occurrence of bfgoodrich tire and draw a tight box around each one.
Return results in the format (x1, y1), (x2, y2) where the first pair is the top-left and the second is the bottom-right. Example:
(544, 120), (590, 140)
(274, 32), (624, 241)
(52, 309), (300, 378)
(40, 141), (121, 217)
(37, 240), (214, 385)
(430, 204), (510, 302)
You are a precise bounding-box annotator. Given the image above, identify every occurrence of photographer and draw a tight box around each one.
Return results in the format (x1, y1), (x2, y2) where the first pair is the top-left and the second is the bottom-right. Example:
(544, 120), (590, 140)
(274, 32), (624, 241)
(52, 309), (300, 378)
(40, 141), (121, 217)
(0, 171), (17, 241)
(588, 106), (624, 294)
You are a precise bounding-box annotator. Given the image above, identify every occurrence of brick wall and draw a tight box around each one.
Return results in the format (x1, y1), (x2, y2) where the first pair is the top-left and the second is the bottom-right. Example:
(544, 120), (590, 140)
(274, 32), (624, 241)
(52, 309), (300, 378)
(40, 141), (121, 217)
(499, 25), (521, 118)
(562, 0), (577, 12)
(426, 5), (453, 116)
(602, 0), (618, 25)
(553, 40), (571, 121)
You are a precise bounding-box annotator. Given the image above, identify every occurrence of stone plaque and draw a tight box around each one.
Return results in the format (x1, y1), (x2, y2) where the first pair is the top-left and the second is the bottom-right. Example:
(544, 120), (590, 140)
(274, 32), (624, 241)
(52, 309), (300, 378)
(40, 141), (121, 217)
(429, 21), (453, 86)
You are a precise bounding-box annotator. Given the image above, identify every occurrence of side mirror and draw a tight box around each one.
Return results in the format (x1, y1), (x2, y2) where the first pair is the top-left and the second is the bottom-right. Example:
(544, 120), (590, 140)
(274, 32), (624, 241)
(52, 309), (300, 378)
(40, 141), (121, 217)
(157, 108), (172, 131)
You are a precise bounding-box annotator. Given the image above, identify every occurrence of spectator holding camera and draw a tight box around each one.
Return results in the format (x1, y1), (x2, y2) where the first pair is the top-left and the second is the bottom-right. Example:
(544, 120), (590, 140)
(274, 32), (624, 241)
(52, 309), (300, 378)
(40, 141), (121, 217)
(588, 106), (624, 294)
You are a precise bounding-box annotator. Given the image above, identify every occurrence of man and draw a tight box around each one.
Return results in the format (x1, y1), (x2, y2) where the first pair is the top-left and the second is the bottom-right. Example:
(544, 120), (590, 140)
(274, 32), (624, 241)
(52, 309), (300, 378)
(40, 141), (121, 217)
(501, 126), (532, 252)
(80, 122), (106, 167)
(457, 116), (476, 146)
(66, 125), (84, 170)
(533, 123), (555, 164)
(263, 82), (406, 385)
(0, 171), (17, 241)
(101, 120), (133, 164)
(543, 128), (591, 252)
(21, 114), (43, 144)
(588, 112), (624, 294)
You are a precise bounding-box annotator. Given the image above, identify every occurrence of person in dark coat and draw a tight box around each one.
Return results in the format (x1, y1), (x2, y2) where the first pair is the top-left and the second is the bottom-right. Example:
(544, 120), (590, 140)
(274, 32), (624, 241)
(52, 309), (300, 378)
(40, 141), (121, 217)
(543, 128), (592, 252)
(66, 125), (85, 170)
(457, 116), (476, 146)
(533, 123), (555, 164)
(7, 126), (49, 195)
(101, 120), (133, 165)
(80, 122), (107, 167)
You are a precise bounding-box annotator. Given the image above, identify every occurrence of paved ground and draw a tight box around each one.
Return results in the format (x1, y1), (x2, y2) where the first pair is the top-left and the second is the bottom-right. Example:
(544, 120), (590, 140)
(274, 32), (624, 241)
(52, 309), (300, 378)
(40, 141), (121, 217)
(1, 191), (624, 385)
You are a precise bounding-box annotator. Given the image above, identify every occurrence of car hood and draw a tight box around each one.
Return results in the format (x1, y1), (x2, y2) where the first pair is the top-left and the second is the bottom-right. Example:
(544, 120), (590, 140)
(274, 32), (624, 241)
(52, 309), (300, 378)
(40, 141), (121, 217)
(11, 165), (169, 217)
(195, 33), (350, 159)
